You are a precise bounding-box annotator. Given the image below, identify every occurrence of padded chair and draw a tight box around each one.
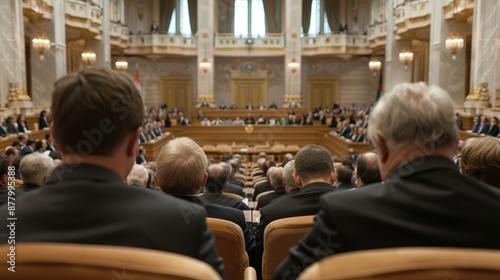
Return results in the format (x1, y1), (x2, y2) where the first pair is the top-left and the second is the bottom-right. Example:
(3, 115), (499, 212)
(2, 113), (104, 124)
(206, 218), (254, 280)
(202, 144), (216, 152)
(284, 144), (300, 153)
(222, 191), (245, 200)
(0, 242), (221, 280)
(298, 247), (500, 280)
(262, 215), (315, 280)
(255, 190), (273, 203)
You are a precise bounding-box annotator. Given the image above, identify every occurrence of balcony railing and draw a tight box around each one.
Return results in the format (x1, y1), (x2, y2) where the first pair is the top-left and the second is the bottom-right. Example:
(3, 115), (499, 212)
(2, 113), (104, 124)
(394, 0), (431, 36)
(367, 22), (388, 50)
(65, 0), (102, 35)
(125, 33), (198, 56)
(301, 34), (371, 56)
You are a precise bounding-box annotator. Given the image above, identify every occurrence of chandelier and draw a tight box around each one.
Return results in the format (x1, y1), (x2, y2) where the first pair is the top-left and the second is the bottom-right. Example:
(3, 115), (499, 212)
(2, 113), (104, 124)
(399, 48), (413, 70)
(288, 58), (300, 73)
(368, 58), (382, 75)
(199, 58), (211, 73)
(445, 31), (464, 60)
(81, 49), (96, 66)
(32, 33), (51, 61)
(115, 59), (128, 70)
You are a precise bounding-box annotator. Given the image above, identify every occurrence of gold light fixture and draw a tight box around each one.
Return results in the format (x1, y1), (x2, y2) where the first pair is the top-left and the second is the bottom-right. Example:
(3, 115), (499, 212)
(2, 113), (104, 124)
(115, 58), (128, 70)
(399, 48), (413, 70)
(445, 31), (464, 60)
(368, 58), (382, 75)
(32, 33), (51, 62)
(81, 49), (96, 66)
(288, 58), (300, 73)
(199, 58), (211, 73)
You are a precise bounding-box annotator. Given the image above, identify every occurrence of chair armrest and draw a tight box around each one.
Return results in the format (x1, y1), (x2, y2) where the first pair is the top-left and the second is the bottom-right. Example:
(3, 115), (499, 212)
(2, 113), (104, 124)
(244, 267), (257, 280)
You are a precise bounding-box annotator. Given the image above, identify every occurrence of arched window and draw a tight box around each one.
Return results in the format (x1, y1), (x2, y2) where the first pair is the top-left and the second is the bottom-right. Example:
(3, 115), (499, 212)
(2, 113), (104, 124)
(308, 0), (332, 35)
(168, 0), (192, 35)
(234, 0), (266, 37)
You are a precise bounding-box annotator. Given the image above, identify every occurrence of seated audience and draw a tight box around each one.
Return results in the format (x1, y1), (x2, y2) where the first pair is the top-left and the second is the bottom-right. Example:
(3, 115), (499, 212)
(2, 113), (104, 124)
(281, 160), (299, 196)
(201, 117), (211, 126)
(18, 153), (54, 192)
(126, 164), (149, 188)
(333, 165), (355, 192)
(354, 151), (381, 187)
(200, 163), (249, 211)
(455, 112), (463, 130)
(6, 116), (19, 134)
(5, 147), (19, 166)
(244, 113), (255, 124)
(220, 162), (245, 198)
(269, 102), (278, 109)
(274, 82), (500, 279)
(17, 114), (31, 133)
(0, 67), (224, 277)
(254, 144), (336, 276)
(0, 116), (8, 137)
(252, 160), (276, 200)
(257, 101), (266, 109)
(0, 155), (23, 205)
(460, 136), (500, 188)
(135, 147), (148, 165)
(219, 102), (228, 110)
(156, 137), (255, 254)
(20, 139), (36, 155)
(38, 110), (50, 129)
(486, 117), (499, 136)
(256, 167), (285, 209)
(473, 116), (488, 134)
(45, 134), (56, 152)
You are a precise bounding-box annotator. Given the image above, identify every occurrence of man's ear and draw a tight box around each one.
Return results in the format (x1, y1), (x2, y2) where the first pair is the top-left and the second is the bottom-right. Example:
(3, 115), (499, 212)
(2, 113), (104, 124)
(126, 127), (141, 157)
(330, 168), (336, 185)
(373, 134), (388, 163)
(201, 172), (208, 187)
(50, 124), (63, 153)
(293, 172), (302, 188)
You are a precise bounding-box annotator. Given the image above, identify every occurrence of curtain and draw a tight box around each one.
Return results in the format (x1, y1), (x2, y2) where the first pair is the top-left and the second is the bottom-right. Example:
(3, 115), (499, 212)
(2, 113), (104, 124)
(324, 0), (340, 34)
(188, 0), (197, 34)
(302, 0), (312, 34)
(263, 0), (282, 33)
(218, 0), (234, 33)
(160, 0), (176, 33)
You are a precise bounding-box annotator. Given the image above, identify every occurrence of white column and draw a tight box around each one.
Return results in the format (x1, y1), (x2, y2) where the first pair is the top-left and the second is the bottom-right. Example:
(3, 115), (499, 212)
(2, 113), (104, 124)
(89, 0), (111, 68)
(428, 0), (466, 106)
(30, 0), (67, 106)
(0, 0), (26, 106)
(284, 0), (302, 104)
(470, 0), (500, 107)
(197, 0), (214, 102)
(383, 0), (411, 92)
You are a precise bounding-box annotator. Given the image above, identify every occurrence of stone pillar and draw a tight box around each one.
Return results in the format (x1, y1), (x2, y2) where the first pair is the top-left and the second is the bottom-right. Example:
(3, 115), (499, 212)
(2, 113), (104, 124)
(89, 0), (111, 68)
(469, 0), (500, 107)
(30, 0), (67, 106)
(197, 0), (214, 104)
(428, 0), (467, 106)
(383, 0), (411, 92)
(284, 0), (302, 106)
(0, 0), (26, 107)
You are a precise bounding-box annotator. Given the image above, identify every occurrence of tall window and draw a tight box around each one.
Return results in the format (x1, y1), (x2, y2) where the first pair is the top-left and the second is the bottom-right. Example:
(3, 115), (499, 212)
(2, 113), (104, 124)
(308, 0), (332, 35)
(234, 0), (266, 37)
(168, 0), (192, 35)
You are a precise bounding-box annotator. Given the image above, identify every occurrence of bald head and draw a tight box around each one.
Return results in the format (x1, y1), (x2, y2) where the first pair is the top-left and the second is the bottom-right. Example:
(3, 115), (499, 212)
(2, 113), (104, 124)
(269, 167), (284, 189)
(355, 152), (381, 187)
(206, 163), (228, 193)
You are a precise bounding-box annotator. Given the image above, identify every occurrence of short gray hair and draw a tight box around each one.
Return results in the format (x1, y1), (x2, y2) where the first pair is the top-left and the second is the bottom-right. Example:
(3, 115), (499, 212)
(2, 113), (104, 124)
(127, 165), (149, 187)
(20, 153), (54, 185)
(368, 82), (458, 151)
(269, 167), (284, 186)
(283, 160), (297, 188)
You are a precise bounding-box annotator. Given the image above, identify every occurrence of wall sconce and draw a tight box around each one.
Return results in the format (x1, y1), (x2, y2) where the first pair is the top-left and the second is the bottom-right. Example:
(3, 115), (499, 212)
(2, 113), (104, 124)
(399, 48), (413, 70)
(368, 58), (382, 75)
(32, 33), (51, 62)
(199, 58), (211, 73)
(288, 58), (300, 73)
(81, 49), (96, 66)
(115, 58), (128, 70)
(445, 31), (464, 60)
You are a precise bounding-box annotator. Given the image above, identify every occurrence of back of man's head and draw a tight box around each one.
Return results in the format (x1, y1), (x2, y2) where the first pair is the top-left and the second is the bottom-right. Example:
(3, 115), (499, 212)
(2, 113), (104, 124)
(356, 152), (381, 186)
(127, 165), (149, 188)
(336, 165), (353, 184)
(0, 154), (9, 187)
(156, 137), (208, 195)
(219, 162), (233, 182)
(368, 82), (458, 153)
(295, 145), (333, 183)
(283, 160), (298, 190)
(269, 167), (284, 188)
(206, 163), (228, 193)
(51, 67), (144, 156)
(263, 160), (276, 175)
(20, 153), (54, 186)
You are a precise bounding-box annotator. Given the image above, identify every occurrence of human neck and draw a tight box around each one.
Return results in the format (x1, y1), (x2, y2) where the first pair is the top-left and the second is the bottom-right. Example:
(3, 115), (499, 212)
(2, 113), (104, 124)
(62, 154), (131, 180)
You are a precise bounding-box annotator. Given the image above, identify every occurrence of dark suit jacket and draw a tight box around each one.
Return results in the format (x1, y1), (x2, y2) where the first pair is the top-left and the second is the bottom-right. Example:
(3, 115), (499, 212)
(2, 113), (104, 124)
(254, 182), (334, 276)
(174, 195), (255, 255)
(230, 178), (244, 188)
(46, 143), (56, 152)
(7, 123), (18, 134)
(18, 183), (40, 192)
(0, 125), (8, 137)
(0, 164), (224, 277)
(334, 182), (356, 192)
(135, 154), (148, 165)
(486, 124), (499, 137)
(224, 183), (245, 198)
(274, 156), (500, 279)
(257, 186), (286, 209)
(252, 180), (272, 201)
(200, 192), (249, 211)
(0, 186), (23, 206)
(20, 146), (33, 155)
(39, 117), (50, 129)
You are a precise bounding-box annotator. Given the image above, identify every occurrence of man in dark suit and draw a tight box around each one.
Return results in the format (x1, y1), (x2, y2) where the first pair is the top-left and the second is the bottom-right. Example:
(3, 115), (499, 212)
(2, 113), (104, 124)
(354, 151), (381, 187)
(473, 116), (488, 134)
(45, 134), (56, 152)
(155, 137), (255, 256)
(251, 160), (276, 200)
(0, 155), (23, 206)
(275, 82), (500, 279)
(220, 162), (245, 198)
(0, 116), (8, 137)
(333, 165), (355, 192)
(254, 144), (335, 277)
(200, 163), (249, 211)
(486, 117), (499, 136)
(20, 139), (35, 155)
(126, 164), (148, 188)
(0, 67), (224, 278)
(256, 167), (286, 209)
(18, 153), (54, 192)
(135, 147), (148, 164)
(455, 112), (463, 130)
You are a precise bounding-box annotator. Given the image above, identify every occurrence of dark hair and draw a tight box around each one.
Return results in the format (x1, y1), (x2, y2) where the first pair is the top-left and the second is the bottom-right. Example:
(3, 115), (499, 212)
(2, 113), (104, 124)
(17, 135), (26, 141)
(263, 160), (276, 175)
(45, 134), (51, 140)
(5, 148), (17, 157)
(356, 152), (382, 185)
(35, 140), (44, 151)
(11, 140), (21, 148)
(206, 164), (227, 193)
(48, 150), (62, 160)
(295, 145), (333, 181)
(27, 139), (36, 146)
(40, 110), (47, 117)
(336, 165), (353, 184)
(51, 67), (144, 156)
(0, 154), (9, 177)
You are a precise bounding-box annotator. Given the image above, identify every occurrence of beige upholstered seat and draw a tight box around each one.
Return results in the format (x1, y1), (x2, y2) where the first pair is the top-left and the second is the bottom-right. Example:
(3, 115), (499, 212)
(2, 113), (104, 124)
(207, 218), (253, 280)
(262, 215), (315, 280)
(222, 191), (245, 200)
(298, 247), (500, 280)
(255, 190), (273, 202)
(0, 243), (221, 280)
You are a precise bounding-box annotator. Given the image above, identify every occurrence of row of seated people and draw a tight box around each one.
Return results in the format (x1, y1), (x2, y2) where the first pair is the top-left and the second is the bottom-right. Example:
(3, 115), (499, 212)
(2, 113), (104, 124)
(0, 110), (50, 137)
(199, 115), (317, 126)
(466, 114), (500, 137)
(3, 68), (500, 280)
(331, 114), (370, 143)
